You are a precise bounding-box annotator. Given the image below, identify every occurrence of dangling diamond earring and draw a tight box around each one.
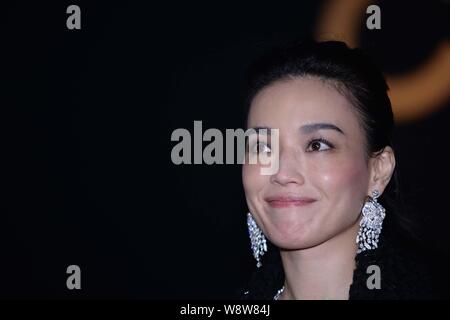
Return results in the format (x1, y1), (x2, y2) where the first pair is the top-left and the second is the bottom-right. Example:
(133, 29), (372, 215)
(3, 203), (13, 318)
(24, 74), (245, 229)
(356, 189), (386, 254)
(247, 212), (267, 268)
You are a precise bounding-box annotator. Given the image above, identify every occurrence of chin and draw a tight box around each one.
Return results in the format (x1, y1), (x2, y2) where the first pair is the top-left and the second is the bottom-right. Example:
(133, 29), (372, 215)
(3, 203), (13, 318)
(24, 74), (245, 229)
(266, 223), (319, 250)
(272, 238), (319, 251)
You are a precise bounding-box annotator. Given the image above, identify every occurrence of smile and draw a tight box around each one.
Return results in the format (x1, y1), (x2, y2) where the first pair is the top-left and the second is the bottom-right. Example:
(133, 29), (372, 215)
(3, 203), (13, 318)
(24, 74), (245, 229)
(265, 196), (317, 208)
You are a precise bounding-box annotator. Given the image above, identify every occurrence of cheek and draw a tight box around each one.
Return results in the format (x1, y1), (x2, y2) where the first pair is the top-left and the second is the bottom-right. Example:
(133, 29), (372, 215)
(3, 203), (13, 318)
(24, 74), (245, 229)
(314, 159), (369, 197)
(242, 164), (266, 195)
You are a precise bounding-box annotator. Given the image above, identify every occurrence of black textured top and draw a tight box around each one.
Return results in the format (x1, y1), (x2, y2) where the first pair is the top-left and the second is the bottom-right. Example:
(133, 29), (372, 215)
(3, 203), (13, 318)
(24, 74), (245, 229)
(238, 217), (441, 300)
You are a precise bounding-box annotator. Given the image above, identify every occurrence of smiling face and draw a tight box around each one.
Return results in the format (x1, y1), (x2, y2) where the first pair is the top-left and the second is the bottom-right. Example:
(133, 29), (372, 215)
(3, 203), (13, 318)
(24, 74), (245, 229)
(243, 77), (374, 250)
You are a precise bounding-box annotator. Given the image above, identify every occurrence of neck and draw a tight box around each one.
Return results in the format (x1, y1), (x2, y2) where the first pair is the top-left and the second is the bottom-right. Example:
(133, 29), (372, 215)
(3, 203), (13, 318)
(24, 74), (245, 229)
(279, 220), (359, 300)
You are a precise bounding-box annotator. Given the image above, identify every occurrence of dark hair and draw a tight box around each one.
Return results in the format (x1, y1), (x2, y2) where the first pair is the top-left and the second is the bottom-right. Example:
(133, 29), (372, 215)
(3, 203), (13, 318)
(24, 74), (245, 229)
(244, 39), (418, 242)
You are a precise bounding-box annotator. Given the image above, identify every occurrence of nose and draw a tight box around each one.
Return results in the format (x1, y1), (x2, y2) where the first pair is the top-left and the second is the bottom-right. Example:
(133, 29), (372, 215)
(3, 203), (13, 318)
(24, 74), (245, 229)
(270, 149), (305, 186)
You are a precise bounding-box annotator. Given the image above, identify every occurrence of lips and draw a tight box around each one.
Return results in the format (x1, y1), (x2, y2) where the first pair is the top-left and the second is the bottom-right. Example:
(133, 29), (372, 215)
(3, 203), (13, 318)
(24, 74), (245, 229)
(265, 196), (317, 208)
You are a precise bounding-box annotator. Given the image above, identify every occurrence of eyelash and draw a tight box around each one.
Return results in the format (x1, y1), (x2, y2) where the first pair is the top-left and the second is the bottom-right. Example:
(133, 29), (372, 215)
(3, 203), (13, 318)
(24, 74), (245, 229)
(249, 141), (271, 154)
(248, 137), (334, 154)
(306, 137), (334, 152)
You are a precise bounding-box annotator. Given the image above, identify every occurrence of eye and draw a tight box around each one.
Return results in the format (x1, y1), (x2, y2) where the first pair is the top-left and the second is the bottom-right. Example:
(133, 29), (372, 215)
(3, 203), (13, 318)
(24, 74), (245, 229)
(307, 138), (333, 152)
(250, 142), (272, 154)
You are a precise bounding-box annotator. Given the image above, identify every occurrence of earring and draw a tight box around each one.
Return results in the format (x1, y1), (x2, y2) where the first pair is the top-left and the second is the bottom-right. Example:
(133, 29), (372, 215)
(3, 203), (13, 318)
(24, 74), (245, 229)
(356, 189), (386, 254)
(247, 212), (267, 268)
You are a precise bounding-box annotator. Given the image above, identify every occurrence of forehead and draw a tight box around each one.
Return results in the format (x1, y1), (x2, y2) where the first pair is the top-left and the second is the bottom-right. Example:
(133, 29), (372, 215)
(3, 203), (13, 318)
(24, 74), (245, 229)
(248, 77), (363, 134)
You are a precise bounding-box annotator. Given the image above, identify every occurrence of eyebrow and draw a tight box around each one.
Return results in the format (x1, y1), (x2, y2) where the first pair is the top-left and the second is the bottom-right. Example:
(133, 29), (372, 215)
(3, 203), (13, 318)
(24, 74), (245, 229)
(247, 123), (344, 135)
(300, 123), (345, 135)
(248, 126), (272, 134)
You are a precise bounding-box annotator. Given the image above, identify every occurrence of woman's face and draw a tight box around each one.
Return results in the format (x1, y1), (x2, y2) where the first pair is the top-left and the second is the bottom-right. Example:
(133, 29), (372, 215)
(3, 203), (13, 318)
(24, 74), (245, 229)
(243, 77), (374, 250)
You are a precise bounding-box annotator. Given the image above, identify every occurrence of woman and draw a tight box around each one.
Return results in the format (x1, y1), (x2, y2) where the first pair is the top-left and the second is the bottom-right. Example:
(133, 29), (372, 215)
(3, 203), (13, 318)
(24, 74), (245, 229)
(239, 40), (435, 300)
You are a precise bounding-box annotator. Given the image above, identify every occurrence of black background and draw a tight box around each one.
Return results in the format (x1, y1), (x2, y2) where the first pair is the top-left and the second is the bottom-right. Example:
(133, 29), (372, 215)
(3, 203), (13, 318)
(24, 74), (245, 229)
(3, 1), (450, 298)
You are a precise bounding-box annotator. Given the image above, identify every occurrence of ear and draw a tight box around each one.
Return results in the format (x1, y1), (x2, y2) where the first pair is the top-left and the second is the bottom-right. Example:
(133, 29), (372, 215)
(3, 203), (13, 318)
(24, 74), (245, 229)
(367, 146), (396, 196)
